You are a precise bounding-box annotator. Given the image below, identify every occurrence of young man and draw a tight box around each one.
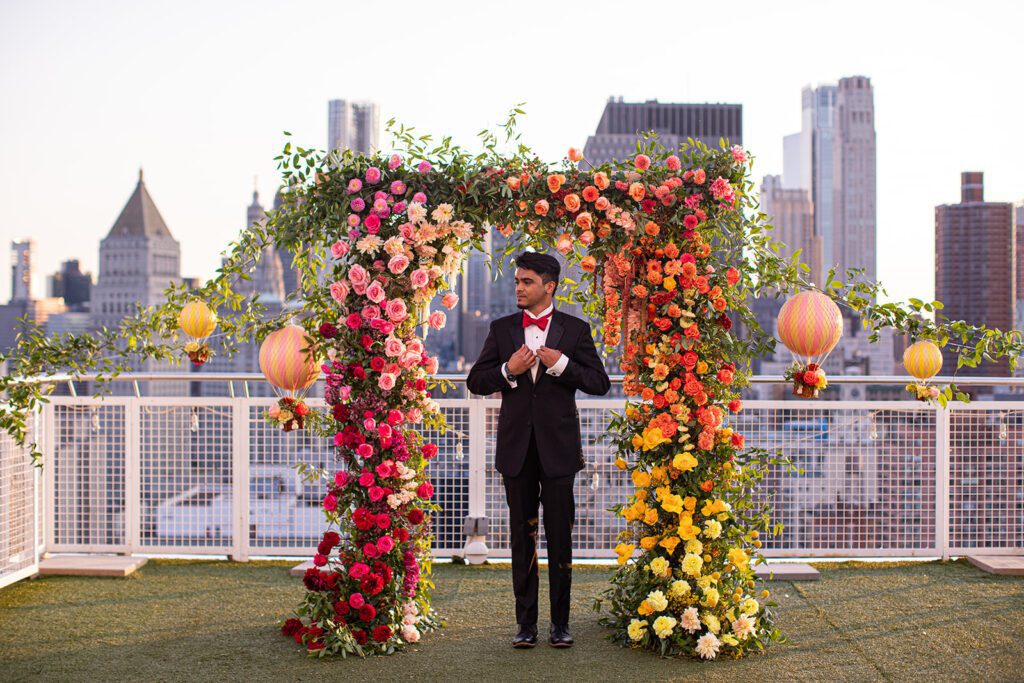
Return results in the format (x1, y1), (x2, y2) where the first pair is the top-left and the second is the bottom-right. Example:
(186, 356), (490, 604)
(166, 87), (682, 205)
(466, 251), (611, 649)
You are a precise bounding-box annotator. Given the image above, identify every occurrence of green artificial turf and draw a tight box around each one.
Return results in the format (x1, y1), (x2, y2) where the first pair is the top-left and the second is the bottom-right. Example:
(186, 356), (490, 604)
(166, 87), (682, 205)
(1, 559), (1022, 682)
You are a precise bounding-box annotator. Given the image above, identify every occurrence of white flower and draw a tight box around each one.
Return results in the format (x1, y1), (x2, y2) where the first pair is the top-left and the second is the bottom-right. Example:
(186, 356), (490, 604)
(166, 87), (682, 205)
(680, 606), (701, 633)
(732, 614), (755, 640)
(401, 624), (420, 643)
(407, 202), (427, 224)
(652, 615), (677, 639)
(431, 203), (453, 223)
(695, 632), (721, 660)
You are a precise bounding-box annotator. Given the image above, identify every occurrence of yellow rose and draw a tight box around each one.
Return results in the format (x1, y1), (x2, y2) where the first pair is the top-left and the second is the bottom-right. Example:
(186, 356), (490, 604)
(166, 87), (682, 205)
(643, 508), (659, 525)
(741, 597), (760, 615)
(661, 493), (684, 515)
(641, 426), (670, 451)
(702, 612), (721, 634)
(685, 539), (703, 555)
(702, 587), (720, 608)
(727, 548), (750, 570)
(631, 470), (651, 488)
(704, 519), (722, 539)
(640, 536), (659, 551)
(627, 619), (648, 641)
(650, 466), (668, 483)
(637, 600), (654, 616)
(649, 557), (671, 578)
(682, 552), (703, 578)
(659, 536), (681, 555)
(678, 516), (700, 541)
(614, 457), (627, 470)
(683, 496), (697, 512)
(646, 590), (669, 612)
(652, 615), (677, 638)
(672, 452), (698, 473)
(696, 360), (708, 374)
(669, 579), (691, 598)
(614, 543), (636, 565)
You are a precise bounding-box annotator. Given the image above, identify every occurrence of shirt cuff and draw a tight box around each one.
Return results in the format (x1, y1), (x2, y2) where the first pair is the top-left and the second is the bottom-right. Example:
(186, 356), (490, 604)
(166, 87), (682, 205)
(547, 353), (570, 376)
(502, 362), (518, 388)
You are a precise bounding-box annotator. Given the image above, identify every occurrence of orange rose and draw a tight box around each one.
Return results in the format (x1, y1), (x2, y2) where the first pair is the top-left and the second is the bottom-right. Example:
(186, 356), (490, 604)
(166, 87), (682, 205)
(594, 172), (610, 190)
(575, 212), (593, 230)
(506, 176), (521, 191)
(595, 196), (610, 211)
(681, 262), (697, 278)
(597, 225), (611, 238)
(629, 182), (646, 201)
(547, 174), (566, 193)
(713, 298), (727, 311)
(568, 147), (583, 162)
(580, 254), (597, 272)
(564, 193), (581, 212)
(582, 186), (600, 203)
(664, 242), (680, 259)
(534, 199), (549, 216)
(697, 243), (711, 258)
(645, 221), (660, 236)
(580, 230), (594, 246)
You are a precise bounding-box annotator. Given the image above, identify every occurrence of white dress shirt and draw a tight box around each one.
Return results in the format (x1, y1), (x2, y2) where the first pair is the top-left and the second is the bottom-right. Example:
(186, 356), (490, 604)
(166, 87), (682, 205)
(503, 302), (570, 387)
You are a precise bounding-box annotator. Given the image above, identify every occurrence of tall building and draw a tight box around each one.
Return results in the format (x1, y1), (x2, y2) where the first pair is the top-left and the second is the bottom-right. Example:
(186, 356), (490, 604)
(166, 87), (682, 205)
(235, 190), (285, 304)
(760, 175), (821, 285)
(327, 99), (380, 155)
(47, 260), (92, 310)
(833, 76), (877, 282)
(1016, 200), (1024, 334)
(935, 172), (1016, 378)
(10, 239), (33, 303)
(783, 85), (836, 263)
(582, 98), (742, 166)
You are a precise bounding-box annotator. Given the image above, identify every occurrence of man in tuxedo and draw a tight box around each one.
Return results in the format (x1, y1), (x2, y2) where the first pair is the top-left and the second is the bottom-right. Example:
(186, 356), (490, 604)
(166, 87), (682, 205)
(466, 251), (611, 649)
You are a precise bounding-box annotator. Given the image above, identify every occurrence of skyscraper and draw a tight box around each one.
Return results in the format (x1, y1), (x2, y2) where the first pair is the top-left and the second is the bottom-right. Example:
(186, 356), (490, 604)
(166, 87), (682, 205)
(47, 260), (92, 310)
(10, 239), (33, 303)
(833, 76), (877, 282)
(760, 175), (821, 285)
(935, 172), (1016, 378)
(582, 98), (742, 167)
(327, 99), (380, 155)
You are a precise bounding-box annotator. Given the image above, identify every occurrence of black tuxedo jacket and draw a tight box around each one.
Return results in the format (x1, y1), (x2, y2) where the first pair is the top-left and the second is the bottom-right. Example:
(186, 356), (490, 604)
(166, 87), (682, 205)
(465, 309), (612, 478)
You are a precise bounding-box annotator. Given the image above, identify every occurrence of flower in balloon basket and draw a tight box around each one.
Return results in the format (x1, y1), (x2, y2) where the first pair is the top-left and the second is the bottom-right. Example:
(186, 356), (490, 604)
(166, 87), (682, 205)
(183, 340), (212, 366)
(906, 382), (940, 403)
(268, 396), (310, 432)
(784, 362), (827, 399)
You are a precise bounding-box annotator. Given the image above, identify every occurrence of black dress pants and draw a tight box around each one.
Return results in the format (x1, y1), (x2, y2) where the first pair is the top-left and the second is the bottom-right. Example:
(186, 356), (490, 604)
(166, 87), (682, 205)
(502, 428), (576, 626)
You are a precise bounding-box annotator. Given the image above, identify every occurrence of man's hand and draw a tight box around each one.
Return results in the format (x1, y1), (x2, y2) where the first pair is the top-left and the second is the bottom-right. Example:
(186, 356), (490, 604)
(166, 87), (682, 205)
(507, 344), (537, 375)
(537, 345), (563, 368)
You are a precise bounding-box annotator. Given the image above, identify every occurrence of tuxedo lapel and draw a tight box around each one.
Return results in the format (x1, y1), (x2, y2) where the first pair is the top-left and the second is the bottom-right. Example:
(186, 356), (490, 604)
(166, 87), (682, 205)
(508, 316), (533, 387)
(533, 310), (565, 389)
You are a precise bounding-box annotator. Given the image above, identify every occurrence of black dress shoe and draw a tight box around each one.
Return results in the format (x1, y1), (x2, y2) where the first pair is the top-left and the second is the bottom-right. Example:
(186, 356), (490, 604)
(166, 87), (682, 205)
(549, 623), (574, 648)
(512, 624), (538, 648)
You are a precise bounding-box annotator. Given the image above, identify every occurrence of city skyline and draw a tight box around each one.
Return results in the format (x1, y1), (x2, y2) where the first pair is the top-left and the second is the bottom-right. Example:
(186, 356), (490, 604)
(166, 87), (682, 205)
(1, 1), (1022, 310)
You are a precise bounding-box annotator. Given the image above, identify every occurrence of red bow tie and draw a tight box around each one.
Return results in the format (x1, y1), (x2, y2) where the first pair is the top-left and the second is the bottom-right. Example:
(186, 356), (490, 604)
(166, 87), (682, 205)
(522, 311), (552, 330)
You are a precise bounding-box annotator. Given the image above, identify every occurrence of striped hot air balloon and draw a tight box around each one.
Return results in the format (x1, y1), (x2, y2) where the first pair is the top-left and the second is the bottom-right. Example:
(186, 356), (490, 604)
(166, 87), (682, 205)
(259, 325), (320, 396)
(903, 340), (943, 382)
(178, 301), (217, 340)
(776, 291), (844, 363)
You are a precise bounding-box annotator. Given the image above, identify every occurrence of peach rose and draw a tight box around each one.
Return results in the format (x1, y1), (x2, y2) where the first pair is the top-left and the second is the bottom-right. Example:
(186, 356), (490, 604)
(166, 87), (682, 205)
(629, 182), (646, 201)
(593, 172), (610, 190)
(546, 174), (565, 193)
(564, 193), (581, 212)
(506, 176), (521, 191)
(575, 212), (593, 231)
(568, 147), (583, 162)
(634, 154), (651, 171)
(441, 292), (459, 309)
(595, 196), (610, 211)
(580, 255), (597, 272)
(534, 199), (550, 216)
(378, 373), (397, 391)
(582, 186), (599, 203)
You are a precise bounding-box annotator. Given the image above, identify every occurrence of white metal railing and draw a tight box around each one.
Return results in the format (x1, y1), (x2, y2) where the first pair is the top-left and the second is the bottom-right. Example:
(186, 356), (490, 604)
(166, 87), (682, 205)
(2, 374), (1023, 590)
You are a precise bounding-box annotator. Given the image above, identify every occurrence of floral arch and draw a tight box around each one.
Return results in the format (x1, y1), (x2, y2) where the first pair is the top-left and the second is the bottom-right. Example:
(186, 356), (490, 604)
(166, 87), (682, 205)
(4, 113), (1022, 660)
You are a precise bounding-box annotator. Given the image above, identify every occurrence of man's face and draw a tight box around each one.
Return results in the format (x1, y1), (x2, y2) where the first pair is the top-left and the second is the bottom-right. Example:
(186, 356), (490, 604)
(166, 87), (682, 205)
(514, 267), (553, 309)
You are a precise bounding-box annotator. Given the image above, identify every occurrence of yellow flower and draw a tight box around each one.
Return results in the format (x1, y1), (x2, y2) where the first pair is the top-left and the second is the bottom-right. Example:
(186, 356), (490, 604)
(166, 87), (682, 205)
(741, 597), (760, 615)
(702, 499), (730, 516)
(669, 580), (691, 598)
(678, 516), (700, 541)
(614, 457), (627, 470)
(614, 543), (636, 565)
(672, 452), (698, 473)
(702, 612), (721, 634)
(184, 341), (199, 353)
(727, 548), (750, 570)
(631, 470), (651, 488)
(659, 536), (681, 555)
(640, 536), (659, 551)
(646, 590), (669, 612)
(637, 600), (654, 616)
(663, 276), (677, 292)
(703, 519), (722, 539)
(640, 426), (671, 451)
(721, 633), (739, 646)
(696, 360), (708, 374)
(278, 409), (294, 422)
(649, 557), (671, 578)
(643, 508), (659, 525)
(652, 615), (677, 638)
(685, 539), (703, 555)
(627, 619), (648, 641)
(682, 552), (703, 578)
(650, 466), (668, 484)
(702, 587), (720, 608)
(683, 496), (697, 512)
(661, 493), (684, 515)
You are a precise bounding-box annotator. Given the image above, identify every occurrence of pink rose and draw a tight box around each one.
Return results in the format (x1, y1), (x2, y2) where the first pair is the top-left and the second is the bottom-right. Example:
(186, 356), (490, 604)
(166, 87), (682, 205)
(358, 472), (374, 487)
(349, 593), (365, 609)
(634, 154), (651, 170)
(365, 281), (386, 304)
(377, 424), (393, 440)
(347, 178), (363, 193)
(388, 254), (410, 274)
(387, 409), (403, 426)
(357, 443), (374, 459)
(376, 536), (395, 553)
(710, 177), (733, 200)
(430, 311), (450, 329)
(410, 269), (429, 289)
(385, 337), (405, 357)
(425, 356), (439, 374)
(385, 299), (408, 322)
(388, 154), (402, 170)
(329, 281), (349, 302)
(349, 562), (370, 579)
(348, 264), (369, 287)
(365, 167), (382, 184)
(331, 240), (350, 258)
(269, 404), (281, 418)
(340, 385), (352, 401)
(378, 373), (396, 391)
(362, 417), (376, 430)
(406, 339), (424, 355)
(323, 493), (338, 512)
(364, 214), (381, 232)
(406, 408), (423, 424)
(368, 486), (385, 502)
(375, 461), (394, 478)
(360, 305), (380, 320)
(398, 222), (415, 239)
(731, 145), (748, 163)
(363, 542), (380, 559)
(441, 292), (459, 309)
(666, 155), (681, 171)
(334, 471), (349, 487)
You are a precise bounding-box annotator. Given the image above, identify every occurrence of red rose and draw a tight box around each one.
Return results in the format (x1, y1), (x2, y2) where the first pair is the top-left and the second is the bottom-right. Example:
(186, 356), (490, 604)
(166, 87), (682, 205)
(728, 399), (743, 413)
(802, 371), (819, 385)
(333, 600), (350, 616)
(393, 527), (409, 543)
(726, 267), (740, 286)
(317, 541), (332, 555)
(416, 482), (434, 499)
(372, 625), (392, 642)
(332, 404), (348, 421)
(319, 322), (338, 339)
(281, 618), (303, 637)
(323, 531), (341, 547)
(359, 604), (377, 622)
(295, 402), (310, 417)
(353, 629), (368, 645)
(716, 314), (733, 331)
(370, 356), (386, 372)
(732, 433), (745, 448)
(422, 442), (438, 459)
(407, 509), (424, 525)
(717, 369), (734, 384)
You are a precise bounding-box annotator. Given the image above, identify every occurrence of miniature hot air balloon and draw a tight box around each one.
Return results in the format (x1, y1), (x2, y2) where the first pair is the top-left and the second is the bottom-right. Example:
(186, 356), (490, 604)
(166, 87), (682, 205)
(903, 340), (943, 402)
(777, 291), (844, 398)
(259, 325), (320, 431)
(178, 300), (217, 366)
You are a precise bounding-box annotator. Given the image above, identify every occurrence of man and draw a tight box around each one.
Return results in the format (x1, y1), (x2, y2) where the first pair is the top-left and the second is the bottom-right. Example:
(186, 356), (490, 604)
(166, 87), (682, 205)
(466, 251), (611, 649)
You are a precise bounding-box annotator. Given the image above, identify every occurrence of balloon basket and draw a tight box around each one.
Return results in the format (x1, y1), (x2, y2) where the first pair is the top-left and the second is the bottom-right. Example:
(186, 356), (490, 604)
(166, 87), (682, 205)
(792, 382), (820, 399)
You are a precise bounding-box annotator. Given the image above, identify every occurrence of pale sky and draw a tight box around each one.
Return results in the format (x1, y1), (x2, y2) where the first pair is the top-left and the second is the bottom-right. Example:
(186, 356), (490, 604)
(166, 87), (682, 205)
(1, 0), (1021, 306)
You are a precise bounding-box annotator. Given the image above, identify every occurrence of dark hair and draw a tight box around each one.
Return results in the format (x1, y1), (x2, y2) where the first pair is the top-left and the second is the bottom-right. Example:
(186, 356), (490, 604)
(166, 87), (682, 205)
(515, 251), (560, 291)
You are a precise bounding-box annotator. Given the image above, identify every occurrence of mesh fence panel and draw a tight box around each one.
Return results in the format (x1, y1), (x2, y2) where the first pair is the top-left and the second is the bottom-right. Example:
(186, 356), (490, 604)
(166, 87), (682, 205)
(0, 419), (37, 586)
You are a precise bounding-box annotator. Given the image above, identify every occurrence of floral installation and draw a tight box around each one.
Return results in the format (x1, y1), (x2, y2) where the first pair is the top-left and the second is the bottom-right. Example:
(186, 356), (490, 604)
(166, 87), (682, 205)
(267, 395), (310, 432)
(905, 382), (940, 403)
(183, 340), (212, 366)
(784, 362), (827, 399)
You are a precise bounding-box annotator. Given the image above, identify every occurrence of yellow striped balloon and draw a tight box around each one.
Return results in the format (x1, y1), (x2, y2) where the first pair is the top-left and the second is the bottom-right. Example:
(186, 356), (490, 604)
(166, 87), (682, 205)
(903, 340), (943, 381)
(178, 301), (217, 340)
(259, 325), (320, 394)
(777, 291), (844, 361)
